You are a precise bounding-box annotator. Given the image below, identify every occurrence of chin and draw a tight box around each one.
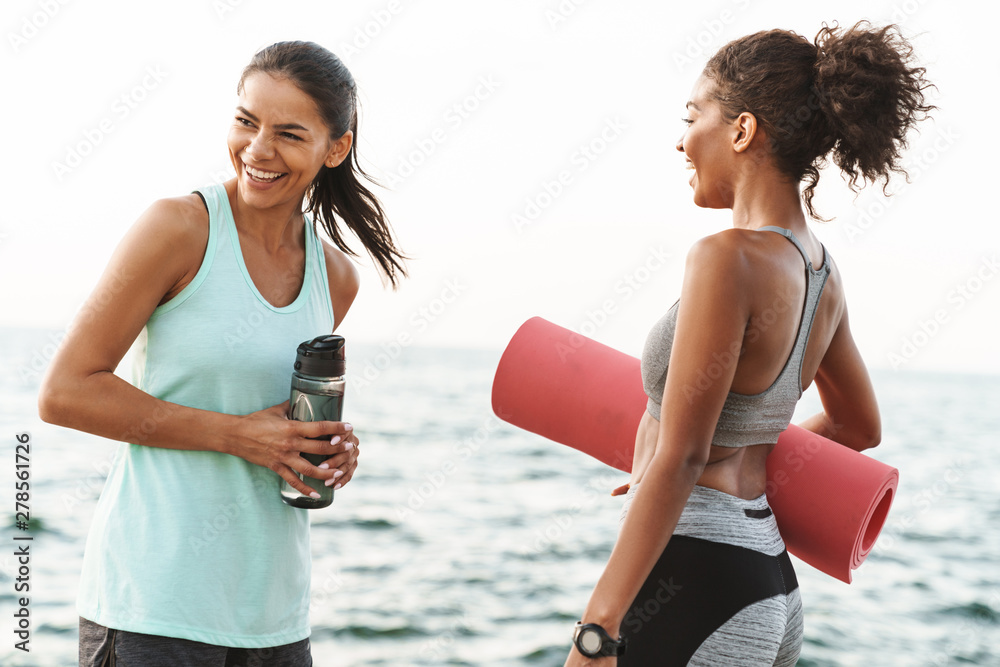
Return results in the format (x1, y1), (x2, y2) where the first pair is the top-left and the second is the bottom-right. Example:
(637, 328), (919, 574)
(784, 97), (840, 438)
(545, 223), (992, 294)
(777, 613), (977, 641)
(691, 183), (732, 210)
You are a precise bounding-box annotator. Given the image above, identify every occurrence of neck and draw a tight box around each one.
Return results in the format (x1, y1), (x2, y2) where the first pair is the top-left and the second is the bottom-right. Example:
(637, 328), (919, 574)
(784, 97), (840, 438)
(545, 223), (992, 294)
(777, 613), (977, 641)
(728, 166), (808, 235)
(225, 180), (304, 253)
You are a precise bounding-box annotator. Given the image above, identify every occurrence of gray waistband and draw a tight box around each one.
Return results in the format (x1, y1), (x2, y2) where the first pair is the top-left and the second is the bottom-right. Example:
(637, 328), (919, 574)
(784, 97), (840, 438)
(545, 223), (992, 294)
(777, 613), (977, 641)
(620, 484), (786, 557)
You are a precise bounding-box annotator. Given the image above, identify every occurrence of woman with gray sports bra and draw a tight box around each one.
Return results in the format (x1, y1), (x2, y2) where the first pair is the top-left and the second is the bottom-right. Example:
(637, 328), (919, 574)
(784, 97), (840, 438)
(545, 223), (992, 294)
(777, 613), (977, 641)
(565, 22), (932, 667)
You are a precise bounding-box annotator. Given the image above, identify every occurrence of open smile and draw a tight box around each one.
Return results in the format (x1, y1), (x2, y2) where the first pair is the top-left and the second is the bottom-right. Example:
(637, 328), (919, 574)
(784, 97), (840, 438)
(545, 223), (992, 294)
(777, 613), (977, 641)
(244, 163), (286, 183)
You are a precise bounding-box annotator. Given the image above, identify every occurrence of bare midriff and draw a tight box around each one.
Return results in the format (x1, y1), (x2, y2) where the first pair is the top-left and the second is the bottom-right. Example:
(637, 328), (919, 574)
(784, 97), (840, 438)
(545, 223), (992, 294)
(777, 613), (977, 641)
(629, 410), (775, 501)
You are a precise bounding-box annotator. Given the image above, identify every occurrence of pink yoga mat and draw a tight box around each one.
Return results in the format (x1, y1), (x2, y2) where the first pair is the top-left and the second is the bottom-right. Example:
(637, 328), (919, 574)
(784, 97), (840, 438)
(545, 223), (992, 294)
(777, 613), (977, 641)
(491, 316), (898, 583)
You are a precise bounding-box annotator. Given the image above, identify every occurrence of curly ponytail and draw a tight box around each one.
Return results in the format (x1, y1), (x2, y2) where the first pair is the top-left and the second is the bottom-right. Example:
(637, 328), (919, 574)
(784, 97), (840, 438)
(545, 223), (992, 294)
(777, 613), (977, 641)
(813, 22), (934, 201)
(239, 41), (408, 287)
(703, 21), (934, 219)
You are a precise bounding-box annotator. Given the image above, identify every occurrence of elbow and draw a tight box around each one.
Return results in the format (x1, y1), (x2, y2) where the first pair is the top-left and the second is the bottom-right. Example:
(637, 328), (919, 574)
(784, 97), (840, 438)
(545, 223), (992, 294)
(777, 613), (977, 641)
(854, 410), (882, 451)
(646, 444), (708, 487)
(858, 424), (881, 451)
(838, 417), (881, 452)
(672, 447), (710, 484)
(37, 375), (72, 427)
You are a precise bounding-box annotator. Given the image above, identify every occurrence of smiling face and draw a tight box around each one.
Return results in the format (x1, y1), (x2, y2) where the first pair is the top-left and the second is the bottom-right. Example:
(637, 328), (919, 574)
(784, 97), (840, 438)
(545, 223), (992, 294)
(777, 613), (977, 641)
(675, 76), (741, 209)
(227, 72), (352, 212)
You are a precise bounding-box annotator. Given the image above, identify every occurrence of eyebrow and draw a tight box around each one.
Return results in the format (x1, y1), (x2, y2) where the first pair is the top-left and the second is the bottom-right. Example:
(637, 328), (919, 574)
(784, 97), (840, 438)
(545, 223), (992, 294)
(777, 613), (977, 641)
(236, 106), (311, 133)
(685, 101), (700, 110)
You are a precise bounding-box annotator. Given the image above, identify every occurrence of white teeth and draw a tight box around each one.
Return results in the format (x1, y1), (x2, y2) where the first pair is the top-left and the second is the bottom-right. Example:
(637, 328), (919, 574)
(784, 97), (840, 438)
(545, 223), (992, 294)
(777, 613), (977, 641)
(245, 165), (283, 181)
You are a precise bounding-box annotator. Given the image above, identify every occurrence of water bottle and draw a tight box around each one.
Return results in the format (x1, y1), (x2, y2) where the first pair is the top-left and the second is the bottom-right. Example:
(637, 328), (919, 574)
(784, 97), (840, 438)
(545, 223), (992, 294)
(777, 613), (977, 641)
(280, 334), (346, 509)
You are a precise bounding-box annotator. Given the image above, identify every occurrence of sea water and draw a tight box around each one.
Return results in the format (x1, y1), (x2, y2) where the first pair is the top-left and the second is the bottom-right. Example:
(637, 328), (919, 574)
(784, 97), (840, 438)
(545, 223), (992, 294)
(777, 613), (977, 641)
(1, 328), (998, 666)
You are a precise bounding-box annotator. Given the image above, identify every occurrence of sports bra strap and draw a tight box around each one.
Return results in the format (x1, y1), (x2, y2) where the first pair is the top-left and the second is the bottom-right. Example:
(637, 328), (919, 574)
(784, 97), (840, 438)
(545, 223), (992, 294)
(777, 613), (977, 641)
(757, 225), (827, 273)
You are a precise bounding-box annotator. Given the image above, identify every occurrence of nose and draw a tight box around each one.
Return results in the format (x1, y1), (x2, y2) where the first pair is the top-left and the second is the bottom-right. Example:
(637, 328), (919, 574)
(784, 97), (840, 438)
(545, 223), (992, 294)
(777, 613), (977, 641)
(244, 132), (273, 161)
(675, 133), (685, 153)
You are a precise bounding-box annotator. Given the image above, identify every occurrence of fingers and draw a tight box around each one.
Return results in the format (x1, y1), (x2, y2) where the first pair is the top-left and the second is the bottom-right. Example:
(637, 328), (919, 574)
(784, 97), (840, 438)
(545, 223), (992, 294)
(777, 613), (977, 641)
(274, 463), (322, 499)
(296, 434), (356, 461)
(610, 483), (630, 497)
(320, 448), (359, 489)
(296, 419), (353, 440)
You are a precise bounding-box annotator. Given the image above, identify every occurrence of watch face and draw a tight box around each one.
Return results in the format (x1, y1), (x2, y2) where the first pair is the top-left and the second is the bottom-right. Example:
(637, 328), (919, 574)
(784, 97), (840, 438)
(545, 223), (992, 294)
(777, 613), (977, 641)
(580, 628), (603, 655)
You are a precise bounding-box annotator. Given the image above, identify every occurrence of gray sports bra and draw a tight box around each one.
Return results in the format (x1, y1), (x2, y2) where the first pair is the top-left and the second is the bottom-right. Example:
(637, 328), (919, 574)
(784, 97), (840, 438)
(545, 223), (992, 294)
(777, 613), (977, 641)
(640, 226), (831, 447)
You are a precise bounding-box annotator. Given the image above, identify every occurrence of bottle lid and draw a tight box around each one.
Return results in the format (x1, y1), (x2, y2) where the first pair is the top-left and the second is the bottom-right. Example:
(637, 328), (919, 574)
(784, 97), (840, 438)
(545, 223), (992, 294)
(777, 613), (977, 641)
(294, 335), (346, 378)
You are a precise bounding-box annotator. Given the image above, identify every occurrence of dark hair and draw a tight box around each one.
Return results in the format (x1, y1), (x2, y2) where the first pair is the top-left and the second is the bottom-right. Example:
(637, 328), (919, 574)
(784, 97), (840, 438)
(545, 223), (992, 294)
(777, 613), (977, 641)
(239, 41), (407, 287)
(703, 21), (934, 219)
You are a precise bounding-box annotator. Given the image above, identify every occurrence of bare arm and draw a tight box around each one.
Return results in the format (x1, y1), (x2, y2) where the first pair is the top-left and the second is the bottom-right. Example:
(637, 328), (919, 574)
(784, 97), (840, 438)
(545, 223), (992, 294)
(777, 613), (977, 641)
(38, 197), (355, 496)
(567, 235), (750, 662)
(798, 306), (881, 451)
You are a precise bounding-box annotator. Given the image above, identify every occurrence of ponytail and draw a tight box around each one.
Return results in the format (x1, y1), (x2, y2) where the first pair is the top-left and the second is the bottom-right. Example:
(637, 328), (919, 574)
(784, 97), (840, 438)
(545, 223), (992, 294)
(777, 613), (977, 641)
(812, 21), (935, 205)
(307, 115), (407, 288)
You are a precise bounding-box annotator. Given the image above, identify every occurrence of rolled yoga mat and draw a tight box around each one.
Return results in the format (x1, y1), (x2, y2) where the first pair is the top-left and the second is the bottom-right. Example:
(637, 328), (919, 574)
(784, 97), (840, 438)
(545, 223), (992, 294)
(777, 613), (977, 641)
(491, 316), (898, 584)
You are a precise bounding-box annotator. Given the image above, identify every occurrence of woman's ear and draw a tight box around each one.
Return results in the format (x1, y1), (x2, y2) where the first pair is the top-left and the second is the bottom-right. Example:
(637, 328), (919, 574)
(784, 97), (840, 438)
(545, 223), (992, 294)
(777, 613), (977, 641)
(732, 112), (758, 153)
(325, 130), (354, 168)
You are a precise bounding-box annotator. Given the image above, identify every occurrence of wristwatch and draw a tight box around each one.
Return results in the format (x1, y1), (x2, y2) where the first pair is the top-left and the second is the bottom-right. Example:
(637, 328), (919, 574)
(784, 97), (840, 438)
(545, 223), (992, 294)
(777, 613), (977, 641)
(573, 622), (627, 658)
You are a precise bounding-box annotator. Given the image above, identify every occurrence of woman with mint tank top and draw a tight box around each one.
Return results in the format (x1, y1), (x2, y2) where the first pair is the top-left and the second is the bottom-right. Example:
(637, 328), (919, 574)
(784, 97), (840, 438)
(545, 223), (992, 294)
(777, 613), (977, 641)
(565, 23), (932, 666)
(38, 41), (407, 666)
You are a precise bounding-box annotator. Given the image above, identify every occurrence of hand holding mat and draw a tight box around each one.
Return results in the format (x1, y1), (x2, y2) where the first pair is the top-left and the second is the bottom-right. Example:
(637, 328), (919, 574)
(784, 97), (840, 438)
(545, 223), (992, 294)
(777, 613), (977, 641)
(491, 316), (898, 583)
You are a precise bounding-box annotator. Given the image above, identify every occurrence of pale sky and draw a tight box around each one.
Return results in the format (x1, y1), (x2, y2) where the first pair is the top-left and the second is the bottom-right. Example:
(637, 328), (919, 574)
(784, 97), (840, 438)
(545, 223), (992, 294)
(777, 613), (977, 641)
(3, 0), (997, 376)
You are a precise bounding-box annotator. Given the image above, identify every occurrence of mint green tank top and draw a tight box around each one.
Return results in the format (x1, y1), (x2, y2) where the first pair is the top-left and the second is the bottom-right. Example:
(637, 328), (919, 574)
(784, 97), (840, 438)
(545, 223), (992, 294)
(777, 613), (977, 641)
(77, 183), (335, 647)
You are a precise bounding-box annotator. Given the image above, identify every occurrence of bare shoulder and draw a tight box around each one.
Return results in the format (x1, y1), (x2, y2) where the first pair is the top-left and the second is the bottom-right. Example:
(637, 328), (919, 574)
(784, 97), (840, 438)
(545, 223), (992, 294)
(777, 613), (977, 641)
(320, 241), (360, 295)
(684, 229), (758, 279)
(117, 194), (211, 303)
(319, 239), (361, 327)
(135, 194), (209, 249)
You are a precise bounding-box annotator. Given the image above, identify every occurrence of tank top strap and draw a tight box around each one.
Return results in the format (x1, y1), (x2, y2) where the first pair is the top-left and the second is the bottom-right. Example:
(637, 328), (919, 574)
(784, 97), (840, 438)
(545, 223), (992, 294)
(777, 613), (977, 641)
(756, 225), (824, 271)
(756, 225), (831, 395)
